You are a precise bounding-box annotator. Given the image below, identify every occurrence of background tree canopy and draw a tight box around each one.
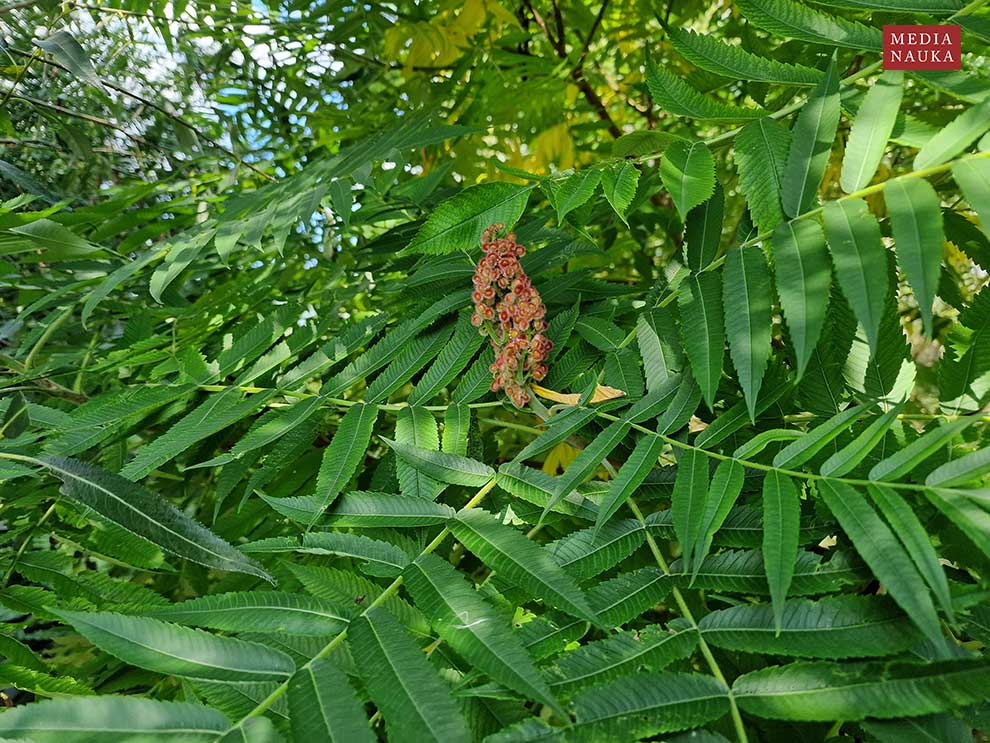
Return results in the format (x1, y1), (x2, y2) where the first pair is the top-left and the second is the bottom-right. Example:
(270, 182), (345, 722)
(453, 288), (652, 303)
(2, 0), (990, 740)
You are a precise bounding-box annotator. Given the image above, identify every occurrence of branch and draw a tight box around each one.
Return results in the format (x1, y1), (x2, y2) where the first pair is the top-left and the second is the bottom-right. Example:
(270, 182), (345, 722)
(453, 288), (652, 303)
(521, 0), (562, 55)
(0, 0), (37, 14)
(10, 47), (276, 182)
(570, 66), (622, 138)
(576, 0), (610, 69)
(5, 91), (158, 150)
(551, 0), (567, 55)
(523, 0), (621, 138)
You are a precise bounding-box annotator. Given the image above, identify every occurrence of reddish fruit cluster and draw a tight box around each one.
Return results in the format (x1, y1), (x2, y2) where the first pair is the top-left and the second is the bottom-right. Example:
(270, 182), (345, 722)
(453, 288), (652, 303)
(471, 224), (552, 407)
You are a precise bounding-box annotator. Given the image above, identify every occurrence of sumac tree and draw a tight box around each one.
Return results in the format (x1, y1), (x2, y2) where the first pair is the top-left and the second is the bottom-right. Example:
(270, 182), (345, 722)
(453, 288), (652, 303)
(1, 0), (989, 741)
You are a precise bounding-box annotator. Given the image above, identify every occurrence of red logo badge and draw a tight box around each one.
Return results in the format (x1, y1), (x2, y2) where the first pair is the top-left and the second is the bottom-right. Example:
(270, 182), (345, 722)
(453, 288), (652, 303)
(883, 25), (960, 70)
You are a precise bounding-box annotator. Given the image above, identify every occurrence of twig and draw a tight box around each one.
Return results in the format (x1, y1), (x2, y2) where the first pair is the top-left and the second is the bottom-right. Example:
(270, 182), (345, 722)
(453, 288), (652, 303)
(576, 0), (610, 70)
(523, 0), (622, 138)
(626, 497), (750, 743)
(521, 0), (560, 53)
(5, 91), (158, 150)
(0, 8), (65, 110)
(0, 0), (37, 15)
(10, 47), (275, 182)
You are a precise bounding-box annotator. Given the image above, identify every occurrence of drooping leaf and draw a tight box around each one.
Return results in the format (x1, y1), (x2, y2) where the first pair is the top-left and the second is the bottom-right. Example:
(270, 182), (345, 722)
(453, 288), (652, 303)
(53, 610), (296, 681)
(689, 460), (745, 583)
(441, 403), (471, 456)
(762, 472), (800, 634)
(818, 480), (943, 645)
(395, 405), (443, 500)
(600, 162), (640, 224)
(1, 391), (28, 439)
(192, 396), (322, 469)
(660, 140), (717, 219)
(365, 327), (451, 403)
(623, 373), (681, 423)
(33, 30), (105, 90)
(734, 659), (990, 721)
(922, 486), (990, 562)
(595, 434), (665, 535)
(840, 71), (904, 193)
(308, 403), (378, 526)
(288, 660), (375, 743)
(671, 448), (710, 575)
(885, 177), (944, 335)
(37, 456), (272, 581)
(348, 606), (471, 743)
(867, 484), (954, 621)
(449, 508), (601, 626)
(952, 157), (990, 237)
(736, 118), (792, 235)
(0, 696), (230, 742)
(771, 219), (831, 378)
(723, 245), (773, 420)
(404, 554), (562, 714)
(782, 56), (841, 218)
(514, 406), (598, 463)
(544, 170), (602, 225)
(683, 181), (724, 272)
(678, 272), (725, 409)
(822, 199), (889, 354)
(546, 418), (629, 518)
(656, 374), (703, 435)
(408, 318), (484, 405)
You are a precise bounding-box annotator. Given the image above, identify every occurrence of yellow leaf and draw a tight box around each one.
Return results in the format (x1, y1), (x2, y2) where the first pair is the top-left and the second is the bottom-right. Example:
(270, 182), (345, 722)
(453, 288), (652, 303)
(542, 441), (580, 475)
(530, 383), (625, 405)
(486, 0), (520, 28)
(454, 0), (487, 38)
(527, 123), (575, 173)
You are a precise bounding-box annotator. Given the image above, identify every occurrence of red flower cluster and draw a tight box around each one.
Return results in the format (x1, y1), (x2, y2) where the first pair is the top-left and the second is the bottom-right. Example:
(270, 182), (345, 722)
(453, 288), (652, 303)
(471, 224), (552, 407)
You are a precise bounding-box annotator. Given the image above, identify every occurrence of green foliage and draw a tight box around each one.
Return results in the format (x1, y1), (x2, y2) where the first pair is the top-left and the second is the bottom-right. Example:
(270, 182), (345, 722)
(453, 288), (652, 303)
(2, 0), (989, 741)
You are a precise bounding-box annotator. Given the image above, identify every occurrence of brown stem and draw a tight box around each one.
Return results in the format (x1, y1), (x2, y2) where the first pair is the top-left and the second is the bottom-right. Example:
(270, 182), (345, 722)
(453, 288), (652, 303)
(522, 0), (561, 54)
(524, 0), (622, 138)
